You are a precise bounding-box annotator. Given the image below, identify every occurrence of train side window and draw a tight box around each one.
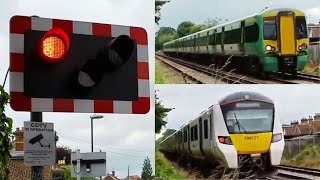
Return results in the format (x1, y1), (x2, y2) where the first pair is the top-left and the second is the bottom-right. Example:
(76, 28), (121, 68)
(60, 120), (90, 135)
(216, 33), (222, 45)
(224, 29), (242, 44)
(204, 120), (208, 139)
(245, 23), (259, 42)
(191, 127), (194, 141)
(194, 125), (198, 141)
(209, 34), (215, 45)
(184, 130), (187, 142)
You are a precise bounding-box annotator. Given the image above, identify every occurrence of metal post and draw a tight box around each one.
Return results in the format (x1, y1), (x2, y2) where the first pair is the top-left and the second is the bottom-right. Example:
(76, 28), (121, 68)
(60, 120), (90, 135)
(91, 117), (93, 152)
(31, 112), (43, 180)
(76, 149), (81, 180)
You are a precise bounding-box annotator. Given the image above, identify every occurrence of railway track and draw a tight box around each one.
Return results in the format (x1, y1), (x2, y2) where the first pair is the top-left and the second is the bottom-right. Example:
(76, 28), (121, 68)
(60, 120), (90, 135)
(273, 72), (320, 84)
(268, 165), (320, 179)
(156, 54), (319, 84)
(156, 54), (262, 84)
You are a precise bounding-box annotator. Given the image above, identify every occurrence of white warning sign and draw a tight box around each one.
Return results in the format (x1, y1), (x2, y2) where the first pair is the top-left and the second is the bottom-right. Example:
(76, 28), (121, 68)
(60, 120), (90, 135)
(24, 121), (55, 166)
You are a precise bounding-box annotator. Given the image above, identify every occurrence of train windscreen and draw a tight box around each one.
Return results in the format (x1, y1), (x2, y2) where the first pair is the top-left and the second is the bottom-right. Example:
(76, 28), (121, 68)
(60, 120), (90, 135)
(220, 101), (274, 134)
(264, 18), (277, 40)
(295, 16), (308, 39)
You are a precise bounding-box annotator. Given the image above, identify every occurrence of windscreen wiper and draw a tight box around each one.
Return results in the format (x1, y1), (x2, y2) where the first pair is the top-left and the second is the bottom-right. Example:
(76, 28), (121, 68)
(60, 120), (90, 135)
(234, 113), (247, 133)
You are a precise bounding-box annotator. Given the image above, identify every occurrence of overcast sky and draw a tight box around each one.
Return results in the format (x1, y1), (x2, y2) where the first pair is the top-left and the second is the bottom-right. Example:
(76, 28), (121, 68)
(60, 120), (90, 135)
(156, 85), (320, 137)
(158, 0), (320, 29)
(0, 0), (155, 178)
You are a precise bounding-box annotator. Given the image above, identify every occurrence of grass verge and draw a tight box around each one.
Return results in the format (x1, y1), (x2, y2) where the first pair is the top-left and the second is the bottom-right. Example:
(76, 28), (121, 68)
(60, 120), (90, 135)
(155, 150), (187, 179)
(281, 144), (320, 169)
(155, 61), (167, 84)
(302, 60), (319, 76)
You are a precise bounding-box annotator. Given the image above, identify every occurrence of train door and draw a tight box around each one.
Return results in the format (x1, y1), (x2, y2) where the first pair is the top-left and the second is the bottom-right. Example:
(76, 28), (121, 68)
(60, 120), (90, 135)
(209, 112), (216, 148)
(222, 27), (225, 53)
(199, 118), (204, 155)
(240, 21), (245, 52)
(187, 125), (191, 154)
(182, 127), (186, 152)
(193, 35), (196, 53)
(206, 31), (209, 53)
(278, 12), (296, 55)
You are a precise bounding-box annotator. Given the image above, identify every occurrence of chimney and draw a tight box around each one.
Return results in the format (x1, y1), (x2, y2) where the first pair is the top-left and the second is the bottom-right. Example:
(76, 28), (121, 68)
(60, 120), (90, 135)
(15, 127), (24, 151)
(314, 113), (320, 121)
(112, 170), (115, 177)
(301, 118), (308, 124)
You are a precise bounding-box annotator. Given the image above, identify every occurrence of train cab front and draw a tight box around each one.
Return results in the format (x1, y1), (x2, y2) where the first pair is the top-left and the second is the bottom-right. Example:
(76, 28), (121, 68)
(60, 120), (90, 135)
(219, 92), (284, 178)
(262, 9), (309, 74)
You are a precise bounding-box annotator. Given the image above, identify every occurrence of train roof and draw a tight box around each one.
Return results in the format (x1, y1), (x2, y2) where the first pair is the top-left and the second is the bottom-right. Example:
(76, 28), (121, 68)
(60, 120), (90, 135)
(163, 7), (305, 46)
(219, 91), (274, 105)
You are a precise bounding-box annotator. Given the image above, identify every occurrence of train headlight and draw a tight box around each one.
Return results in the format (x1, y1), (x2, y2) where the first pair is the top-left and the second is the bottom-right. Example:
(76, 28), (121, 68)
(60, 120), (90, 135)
(298, 43), (307, 51)
(218, 136), (233, 145)
(265, 45), (275, 51)
(271, 133), (283, 143)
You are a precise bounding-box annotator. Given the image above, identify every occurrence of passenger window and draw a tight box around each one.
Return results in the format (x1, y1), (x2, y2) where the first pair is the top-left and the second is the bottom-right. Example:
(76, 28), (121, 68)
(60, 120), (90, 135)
(204, 120), (208, 139)
(191, 127), (194, 141)
(194, 125), (198, 141)
(245, 23), (259, 42)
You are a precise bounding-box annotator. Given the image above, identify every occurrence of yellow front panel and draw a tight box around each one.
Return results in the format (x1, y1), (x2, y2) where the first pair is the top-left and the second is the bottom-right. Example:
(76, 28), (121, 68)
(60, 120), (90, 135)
(280, 15), (296, 55)
(230, 132), (272, 154)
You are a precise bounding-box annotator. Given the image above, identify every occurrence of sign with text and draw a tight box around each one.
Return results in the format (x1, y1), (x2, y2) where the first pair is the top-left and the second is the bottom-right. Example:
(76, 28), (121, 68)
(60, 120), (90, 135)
(24, 121), (55, 166)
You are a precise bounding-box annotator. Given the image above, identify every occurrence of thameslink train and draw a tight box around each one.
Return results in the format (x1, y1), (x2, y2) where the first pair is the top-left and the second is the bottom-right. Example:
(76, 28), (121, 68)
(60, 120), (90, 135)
(163, 8), (309, 78)
(158, 92), (285, 177)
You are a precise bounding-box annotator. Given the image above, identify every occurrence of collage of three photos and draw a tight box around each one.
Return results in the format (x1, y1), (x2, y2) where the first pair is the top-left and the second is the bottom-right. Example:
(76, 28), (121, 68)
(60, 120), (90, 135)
(0, 0), (320, 179)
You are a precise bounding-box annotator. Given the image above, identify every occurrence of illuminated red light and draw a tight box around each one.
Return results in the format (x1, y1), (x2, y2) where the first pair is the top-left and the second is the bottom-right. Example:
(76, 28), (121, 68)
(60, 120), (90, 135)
(218, 137), (225, 143)
(39, 28), (69, 62)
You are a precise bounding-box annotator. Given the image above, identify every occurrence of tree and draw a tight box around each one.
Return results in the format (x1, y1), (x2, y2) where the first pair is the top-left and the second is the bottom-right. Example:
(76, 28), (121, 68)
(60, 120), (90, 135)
(155, 27), (177, 50)
(155, 92), (173, 133)
(0, 85), (13, 179)
(155, 0), (170, 24)
(177, 21), (196, 37)
(141, 157), (153, 180)
(203, 17), (226, 28)
(156, 32), (177, 51)
(157, 27), (176, 36)
(56, 146), (72, 165)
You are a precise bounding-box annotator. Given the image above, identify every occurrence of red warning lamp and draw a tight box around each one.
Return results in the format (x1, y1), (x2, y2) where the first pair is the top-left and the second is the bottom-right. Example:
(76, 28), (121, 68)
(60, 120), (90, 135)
(39, 28), (70, 62)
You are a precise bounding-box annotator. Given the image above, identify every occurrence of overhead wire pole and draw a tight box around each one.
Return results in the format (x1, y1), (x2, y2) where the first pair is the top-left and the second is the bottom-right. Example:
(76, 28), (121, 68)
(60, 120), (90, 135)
(30, 112), (43, 180)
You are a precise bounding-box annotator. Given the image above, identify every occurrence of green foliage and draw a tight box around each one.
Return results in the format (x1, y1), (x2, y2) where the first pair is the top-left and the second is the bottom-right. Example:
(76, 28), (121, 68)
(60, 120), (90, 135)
(59, 165), (72, 180)
(281, 144), (320, 169)
(177, 21), (195, 37)
(155, 151), (186, 179)
(0, 85), (13, 179)
(52, 169), (65, 179)
(156, 129), (176, 146)
(155, 27), (177, 50)
(141, 157), (153, 180)
(155, 62), (166, 84)
(155, 92), (173, 133)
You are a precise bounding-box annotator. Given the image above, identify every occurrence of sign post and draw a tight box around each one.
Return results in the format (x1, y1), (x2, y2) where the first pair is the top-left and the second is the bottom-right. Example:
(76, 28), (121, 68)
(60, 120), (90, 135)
(24, 118), (55, 180)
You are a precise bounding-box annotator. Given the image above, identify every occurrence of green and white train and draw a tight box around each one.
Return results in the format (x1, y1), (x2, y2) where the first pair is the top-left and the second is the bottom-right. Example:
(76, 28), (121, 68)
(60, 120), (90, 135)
(163, 8), (310, 78)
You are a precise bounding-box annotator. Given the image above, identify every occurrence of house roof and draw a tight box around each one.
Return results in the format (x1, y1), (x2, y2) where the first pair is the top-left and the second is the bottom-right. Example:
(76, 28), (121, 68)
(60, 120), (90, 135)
(284, 126), (295, 136)
(124, 175), (141, 180)
(311, 121), (320, 134)
(295, 124), (312, 135)
(103, 175), (119, 180)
